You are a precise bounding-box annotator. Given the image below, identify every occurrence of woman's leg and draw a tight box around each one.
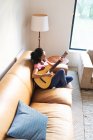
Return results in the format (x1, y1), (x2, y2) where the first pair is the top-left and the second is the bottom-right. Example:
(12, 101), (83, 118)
(50, 69), (67, 88)
(66, 76), (73, 84)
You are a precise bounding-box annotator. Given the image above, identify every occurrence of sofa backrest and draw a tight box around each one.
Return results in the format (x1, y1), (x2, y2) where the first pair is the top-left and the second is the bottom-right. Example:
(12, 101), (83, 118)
(0, 51), (34, 139)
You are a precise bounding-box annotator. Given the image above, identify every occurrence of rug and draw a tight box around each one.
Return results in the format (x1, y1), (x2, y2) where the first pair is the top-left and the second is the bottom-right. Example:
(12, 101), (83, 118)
(81, 90), (93, 140)
(68, 70), (84, 140)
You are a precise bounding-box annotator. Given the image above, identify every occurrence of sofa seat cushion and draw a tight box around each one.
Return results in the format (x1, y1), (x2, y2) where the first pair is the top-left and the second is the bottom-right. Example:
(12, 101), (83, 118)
(31, 102), (73, 140)
(32, 88), (72, 106)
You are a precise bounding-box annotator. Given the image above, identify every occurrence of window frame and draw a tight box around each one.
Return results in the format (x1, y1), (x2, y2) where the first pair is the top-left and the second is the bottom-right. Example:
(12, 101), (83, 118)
(69, 0), (86, 51)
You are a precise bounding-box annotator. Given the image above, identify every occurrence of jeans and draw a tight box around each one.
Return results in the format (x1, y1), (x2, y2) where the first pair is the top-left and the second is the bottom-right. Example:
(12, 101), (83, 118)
(50, 69), (73, 88)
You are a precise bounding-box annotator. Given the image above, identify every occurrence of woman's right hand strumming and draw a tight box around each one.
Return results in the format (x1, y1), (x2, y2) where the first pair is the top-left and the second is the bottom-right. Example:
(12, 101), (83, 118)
(44, 72), (54, 77)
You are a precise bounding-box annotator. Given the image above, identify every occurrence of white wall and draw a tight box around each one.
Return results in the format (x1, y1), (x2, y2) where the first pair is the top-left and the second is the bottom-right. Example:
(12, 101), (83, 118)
(28, 0), (79, 66)
(0, 0), (31, 78)
(0, 0), (80, 78)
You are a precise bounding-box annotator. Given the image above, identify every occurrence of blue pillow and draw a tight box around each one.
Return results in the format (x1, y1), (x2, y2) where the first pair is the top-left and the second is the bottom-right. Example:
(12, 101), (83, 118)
(7, 100), (48, 140)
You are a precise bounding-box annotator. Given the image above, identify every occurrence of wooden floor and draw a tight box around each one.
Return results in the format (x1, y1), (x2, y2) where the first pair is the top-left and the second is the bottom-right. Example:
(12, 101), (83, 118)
(68, 69), (93, 140)
(68, 70), (84, 140)
(81, 90), (93, 140)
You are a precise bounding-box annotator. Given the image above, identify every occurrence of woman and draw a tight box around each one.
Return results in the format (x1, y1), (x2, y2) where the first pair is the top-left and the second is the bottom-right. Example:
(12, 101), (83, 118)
(31, 48), (73, 88)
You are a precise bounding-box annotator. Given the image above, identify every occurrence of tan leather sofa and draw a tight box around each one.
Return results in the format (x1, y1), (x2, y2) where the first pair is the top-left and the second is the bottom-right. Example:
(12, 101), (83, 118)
(78, 50), (93, 89)
(0, 51), (73, 140)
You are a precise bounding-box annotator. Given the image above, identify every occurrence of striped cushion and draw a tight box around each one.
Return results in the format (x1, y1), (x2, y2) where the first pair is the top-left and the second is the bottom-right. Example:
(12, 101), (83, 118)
(7, 100), (48, 140)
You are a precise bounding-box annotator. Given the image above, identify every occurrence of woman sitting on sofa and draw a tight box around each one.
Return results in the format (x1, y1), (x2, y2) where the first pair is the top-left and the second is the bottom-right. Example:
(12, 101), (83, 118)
(31, 48), (73, 89)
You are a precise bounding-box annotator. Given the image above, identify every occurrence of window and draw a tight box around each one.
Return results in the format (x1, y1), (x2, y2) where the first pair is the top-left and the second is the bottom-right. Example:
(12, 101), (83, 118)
(70, 0), (93, 50)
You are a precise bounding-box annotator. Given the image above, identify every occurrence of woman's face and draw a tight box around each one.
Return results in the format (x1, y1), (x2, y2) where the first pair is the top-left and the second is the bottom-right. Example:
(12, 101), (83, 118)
(41, 51), (46, 61)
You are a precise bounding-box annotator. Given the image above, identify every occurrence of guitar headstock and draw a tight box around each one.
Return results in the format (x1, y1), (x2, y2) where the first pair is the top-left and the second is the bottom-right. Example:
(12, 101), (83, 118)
(49, 51), (68, 72)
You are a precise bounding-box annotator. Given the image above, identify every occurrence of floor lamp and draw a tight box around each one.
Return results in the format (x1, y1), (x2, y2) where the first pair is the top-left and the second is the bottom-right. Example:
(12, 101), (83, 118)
(31, 14), (49, 48)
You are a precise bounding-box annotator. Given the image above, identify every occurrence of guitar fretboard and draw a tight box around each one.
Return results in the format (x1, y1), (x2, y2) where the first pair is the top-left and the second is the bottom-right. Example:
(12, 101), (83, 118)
(49, 60), (61, 72)
(49, 51), (68, 73)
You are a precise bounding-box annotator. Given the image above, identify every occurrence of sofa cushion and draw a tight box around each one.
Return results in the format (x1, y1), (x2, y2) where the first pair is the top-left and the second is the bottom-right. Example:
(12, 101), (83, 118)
(32, 88), (72, 106)
(7, 100), (48, 140)
(7, 59), (34, 95)
(31, 102), (73, 140)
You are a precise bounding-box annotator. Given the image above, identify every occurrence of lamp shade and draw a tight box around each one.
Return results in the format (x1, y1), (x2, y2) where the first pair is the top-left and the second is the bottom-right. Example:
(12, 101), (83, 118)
(31, 14), (49, 32)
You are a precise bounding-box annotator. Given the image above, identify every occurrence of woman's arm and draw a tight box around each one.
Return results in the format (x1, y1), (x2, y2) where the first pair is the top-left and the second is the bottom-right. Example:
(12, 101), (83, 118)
(32, 68), (52, 78)
(47, 60), (55, 66)
(43, 58), (55, 66)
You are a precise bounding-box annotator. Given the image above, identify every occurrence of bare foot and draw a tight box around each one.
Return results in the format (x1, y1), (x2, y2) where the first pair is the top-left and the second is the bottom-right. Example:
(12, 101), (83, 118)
(66, 83), (73, 89)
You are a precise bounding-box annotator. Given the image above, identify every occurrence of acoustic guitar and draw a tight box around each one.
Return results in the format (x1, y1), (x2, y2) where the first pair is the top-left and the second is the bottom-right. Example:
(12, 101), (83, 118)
(34, 51), (68, 89)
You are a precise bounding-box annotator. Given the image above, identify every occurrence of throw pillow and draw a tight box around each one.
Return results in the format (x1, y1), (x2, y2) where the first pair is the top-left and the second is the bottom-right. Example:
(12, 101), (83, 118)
(7, 100), (48, 140)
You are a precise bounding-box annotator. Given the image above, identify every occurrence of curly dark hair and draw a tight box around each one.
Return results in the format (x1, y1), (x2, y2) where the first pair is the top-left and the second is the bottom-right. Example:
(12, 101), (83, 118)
(31, 48), (44, 64)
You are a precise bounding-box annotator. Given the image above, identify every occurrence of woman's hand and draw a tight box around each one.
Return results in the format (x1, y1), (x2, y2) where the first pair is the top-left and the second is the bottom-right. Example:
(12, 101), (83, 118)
(59, 57), (64, 62)
(44, 71), (54, 77)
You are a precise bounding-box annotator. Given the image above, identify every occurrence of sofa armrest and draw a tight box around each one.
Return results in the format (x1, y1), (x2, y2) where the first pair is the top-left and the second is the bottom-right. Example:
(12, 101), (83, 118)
(80, 52), (93, 68)
(78, 52), (93, 89)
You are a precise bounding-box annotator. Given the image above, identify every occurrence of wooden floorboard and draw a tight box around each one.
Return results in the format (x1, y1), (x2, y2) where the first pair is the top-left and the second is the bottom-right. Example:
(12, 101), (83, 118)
(81, 90), (93, 140)
(68, 70), (84, 140)
(69, 68), (93, 140)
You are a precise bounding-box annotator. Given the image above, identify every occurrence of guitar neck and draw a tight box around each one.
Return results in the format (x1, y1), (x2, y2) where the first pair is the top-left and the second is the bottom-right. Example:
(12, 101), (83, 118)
(49, 51), (68, 72)
(49, 60), (61, 72)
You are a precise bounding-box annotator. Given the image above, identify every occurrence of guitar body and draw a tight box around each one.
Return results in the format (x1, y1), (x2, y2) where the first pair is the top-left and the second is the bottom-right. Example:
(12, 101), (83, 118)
(34, 65), (54, 89)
